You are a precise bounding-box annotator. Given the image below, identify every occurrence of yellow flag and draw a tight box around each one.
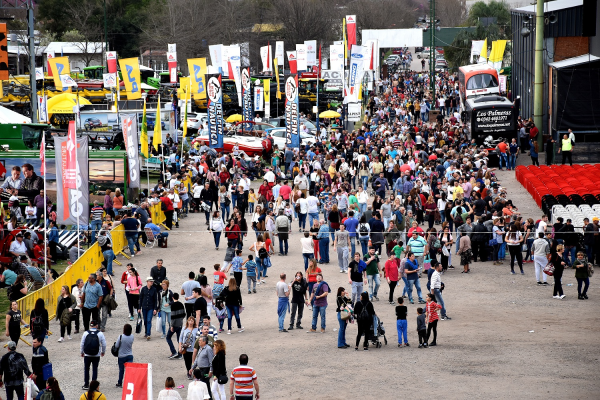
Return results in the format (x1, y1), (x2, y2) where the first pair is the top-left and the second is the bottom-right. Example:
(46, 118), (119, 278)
(118, 57), (142, 100)
(343, 17), (347, 60)
(274, 58), (281, 99)
(153, 95), (162, 150)
(140, 98), (149, 158)
(182, 80), (190, 138)
(263, 79), (270, 104)
(480, 38), (488, 60)
(48, 56), (71, 91)
(489, 40), (507, 63)
(187, 58), (207, 99)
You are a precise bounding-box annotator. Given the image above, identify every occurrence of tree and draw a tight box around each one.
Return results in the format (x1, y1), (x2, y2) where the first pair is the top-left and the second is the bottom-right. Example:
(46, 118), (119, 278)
(346, 0), (419, 36)
(62, 30), (104, 67)
(268, 0), (339, 46)
(466, 1), (511, 29)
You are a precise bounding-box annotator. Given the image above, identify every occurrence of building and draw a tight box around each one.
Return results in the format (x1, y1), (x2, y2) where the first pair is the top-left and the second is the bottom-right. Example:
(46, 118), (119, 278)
(44, 42), (106, 72)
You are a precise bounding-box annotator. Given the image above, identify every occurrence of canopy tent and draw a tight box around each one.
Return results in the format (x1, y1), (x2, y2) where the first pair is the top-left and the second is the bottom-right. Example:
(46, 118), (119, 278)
(47, 93), (92, 115)
(0, 106), (31, 123)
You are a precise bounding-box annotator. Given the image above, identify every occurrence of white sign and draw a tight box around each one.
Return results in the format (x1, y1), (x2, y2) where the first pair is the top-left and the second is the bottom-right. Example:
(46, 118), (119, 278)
(275, 41), (285, 66)
(103, 73), (117, 88)
(38, 95), (48, 123)
(35, 67), (44, 80)
(330, 44), (344, 71)
(348, 45), (367, 102)
(209, 44), (223, 71)
(321, 70), (343, 89)
(106, 51), (116, 61)
(260, 46), (272, 72)
(60, 74), (78, 88)
(168, 43), (177, 53)
(305, 40), (317, 66)
(348, 103), (361, 121)
(296, 44), (307, 72)
(499, 75), (507, 93)
(254, 87), (264, 111)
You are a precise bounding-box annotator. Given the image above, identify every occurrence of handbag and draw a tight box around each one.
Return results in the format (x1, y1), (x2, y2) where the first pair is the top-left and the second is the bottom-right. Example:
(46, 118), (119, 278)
(488, 238), (498, 247)
(441, 245), (450, 257)
(543, 263), (555, 276)
(423, 256), (432, 270)
(111, 334), (122, 357)
(135, 311), (142, 334)
(217, 375), (229, 384)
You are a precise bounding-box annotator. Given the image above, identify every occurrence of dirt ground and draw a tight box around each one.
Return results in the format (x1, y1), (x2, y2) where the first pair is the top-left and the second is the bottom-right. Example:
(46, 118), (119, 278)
(10, 163), (600, 400)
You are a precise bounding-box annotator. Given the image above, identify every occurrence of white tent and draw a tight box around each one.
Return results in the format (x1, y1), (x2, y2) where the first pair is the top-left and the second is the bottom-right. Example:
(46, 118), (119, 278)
(0, 106), (32, 124)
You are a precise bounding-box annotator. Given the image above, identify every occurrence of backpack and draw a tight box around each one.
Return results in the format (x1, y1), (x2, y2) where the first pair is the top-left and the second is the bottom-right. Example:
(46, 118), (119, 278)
(357, 302), (370, 323)
(31, 312), (45, 336)
(258, 247), (268, 259)
(453, 214), (464, 228)
(359, 224), (369, 237)
(39, 390), (55, 400)
(83, 330), (100, 355)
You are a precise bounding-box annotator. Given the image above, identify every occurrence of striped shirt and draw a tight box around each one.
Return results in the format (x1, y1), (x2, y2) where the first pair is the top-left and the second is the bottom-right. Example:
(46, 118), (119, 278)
(230, 365), (257, 396)
(426, 301), (442, 324)
(91, 206), (104, 221)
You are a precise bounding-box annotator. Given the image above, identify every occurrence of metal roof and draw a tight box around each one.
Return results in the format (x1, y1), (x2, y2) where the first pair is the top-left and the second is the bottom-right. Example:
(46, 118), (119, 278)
(512, 0), (583, 14)
(548, 54), (600, 68)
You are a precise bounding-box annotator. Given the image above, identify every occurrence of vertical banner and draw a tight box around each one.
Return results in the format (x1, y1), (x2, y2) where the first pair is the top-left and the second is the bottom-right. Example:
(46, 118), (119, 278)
(260, 46), (272, 72)
(103, 73), (117, 88)
(305, 40), (317, 66)
(274, 58), (281, 100)
(106, 51), (117, 74)
(296, 44), (307, 72)
(38, 95), (48, 123)
(39, 136), (45, 176)
(187, 58), (207, 99)
(263, 79), (270, 119)
(346, 15), (357, 53)
(118, 57), (142, 100)
(287, 51), (297, 74)
(348, 102), (361, 121)
(121, 363), (152, 400)
(221, 45), (229, 77)
(48, 56), (71, 91)
(254, 86), (264, 111)
(122, 114), (140, 188)
(46, 51), (55, 76)
(241, 67), (253, 130)
(206, 73), (223, 149)
(167, 52), (177, 83)
(140, 99), (149, 158)
(209, 44), (223, 72)
(54, 134), (89, 225)
(168, 44), (176, 53)
(330, 45), (344, 71)
(35, 67), (44, 80)
(275, 41), (285, 70)
(154, 95), (162, 149)
(349, 45), (367, 102)
(285, 74), (300, 148)
(0, 24), (8, 80)
(228, 45), (242, 106)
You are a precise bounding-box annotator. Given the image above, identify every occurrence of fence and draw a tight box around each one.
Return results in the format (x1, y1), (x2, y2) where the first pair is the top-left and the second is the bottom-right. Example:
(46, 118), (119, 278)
(14, 201), (167, 343)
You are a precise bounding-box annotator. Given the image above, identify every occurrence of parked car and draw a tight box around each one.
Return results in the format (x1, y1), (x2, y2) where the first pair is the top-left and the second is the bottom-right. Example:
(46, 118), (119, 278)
(265, 127), (315, 148)
(84, 118), (103, 130)
(181, 112), (208, 131)
(385, 55), (400, 65)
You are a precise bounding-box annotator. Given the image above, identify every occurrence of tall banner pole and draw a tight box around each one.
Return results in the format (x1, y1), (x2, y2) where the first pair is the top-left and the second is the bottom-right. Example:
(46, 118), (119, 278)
(41, 136), (47, 281)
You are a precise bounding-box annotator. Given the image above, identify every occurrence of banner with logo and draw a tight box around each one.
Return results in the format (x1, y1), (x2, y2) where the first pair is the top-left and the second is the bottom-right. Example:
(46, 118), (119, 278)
(349, 45), (367, 102)
(275, 41), (285, 68)
(106, 51), (117, 74)
(60, 74), (78, 88)
(54, 132), (89, 225)
(167, 52), (177, 83)
(285, 74), (300, 148)
(321, 70), (343, 90)
(305, 40), (317, 66)
(46, 51), (55, 76)
(274, 58), (281, 99)
(296, 44), (307, 72)
(206, 73), (224, 149)
(254, 86), (264, 111)
(141, 99), (149, 158)
(348, 102), (361, 121)
(103, 73), (117, 88)
(260, 45), (272, 72)
(228, 45), (242, 106)
(263, 79), (270, 119)
(122, 114), (140, 188)
(38, 95), (48, 123)
(241, 67), (253, 130)
(35, 67), (44, 80)
(346, 15), (357, 52)
(187, 58), (207, 100)
(287, 51), (297, 74)
(121, 363), (153, 400)
(118, 57), (142, 100)
(209, 44), (223, 72)
(330, 45), (344, 71)
(48, 56), (70, 90)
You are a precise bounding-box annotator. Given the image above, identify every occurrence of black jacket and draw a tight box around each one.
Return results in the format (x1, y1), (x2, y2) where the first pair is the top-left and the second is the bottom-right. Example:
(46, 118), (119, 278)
(150, 266), (167, 285)
(471, 222), (488, 243)
(212, 351), (226, 377)
(353, 299), (375, 325)
(560, 224), (577, 246)
(139, 285), (159, 311)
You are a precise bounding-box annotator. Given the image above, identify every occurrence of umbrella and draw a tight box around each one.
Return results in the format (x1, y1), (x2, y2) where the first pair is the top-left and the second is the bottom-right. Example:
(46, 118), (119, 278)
(226, 114), (243, 123)
(47, 93), (92, 115)
(400, 164), (412, 172)
(428, 154), (438, 161)
(319, 110), (341, 118)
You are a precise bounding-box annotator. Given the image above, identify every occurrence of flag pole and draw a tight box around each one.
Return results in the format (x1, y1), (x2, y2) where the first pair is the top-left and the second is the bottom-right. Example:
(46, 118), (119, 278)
(42, 137), (47, 284)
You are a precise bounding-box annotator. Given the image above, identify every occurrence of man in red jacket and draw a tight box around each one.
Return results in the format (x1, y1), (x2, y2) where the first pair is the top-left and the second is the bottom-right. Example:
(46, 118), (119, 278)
(160, 192), (174, 230)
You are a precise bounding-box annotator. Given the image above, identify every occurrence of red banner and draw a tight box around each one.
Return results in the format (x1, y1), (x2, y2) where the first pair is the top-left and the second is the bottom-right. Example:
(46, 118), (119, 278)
(167, 52), (177, 83)
(65, 121), (77, 189)
(39, 136), (45, 176)
(287, 51), (297, 74)
(106, 51), (118, 74)
(121, 363), (151, 400)
(47, 51), (55, 76)
(346, 15), (356, 52)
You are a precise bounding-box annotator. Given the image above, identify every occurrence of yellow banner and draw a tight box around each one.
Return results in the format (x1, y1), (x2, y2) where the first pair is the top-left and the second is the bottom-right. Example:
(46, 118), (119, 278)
(489, 40), (507, 63)
(48, 57), (71, 91)
(187, 58), (207, 99)
(140, 98), (149, 158)
(118, 57), (142, 100)
(343, 18), (347, 60)
(154, 95), (162, 149)
(480, 38), (488, 59)
(274, 58), (281, 99)
(263, 79), (270, 103)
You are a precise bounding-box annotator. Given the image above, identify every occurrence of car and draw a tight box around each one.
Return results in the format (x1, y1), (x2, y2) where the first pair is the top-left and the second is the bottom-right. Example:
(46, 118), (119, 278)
(385, 55), (400, 65)
(392, 48), (403, 54)
(266, 118), (318, 135)
(181, 112), (208, 131)
(84, 118), (103, 130)
(232, 121), (276, 137)
(265, 127), (315, 149)
(435, 60), (448, 71)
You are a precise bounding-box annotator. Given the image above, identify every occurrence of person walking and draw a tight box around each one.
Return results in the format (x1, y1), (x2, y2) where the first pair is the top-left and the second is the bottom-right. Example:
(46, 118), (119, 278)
(95, 271), (113, 333)
(126, 267), (143, 321)
(364, 247), (381, 301)
(210, 211), (226, 250)
(550, 244), (567, 299)
(179, 317), (199, 380)
(430, 263), (451, 320)
(353, 292), (375, 351)
(288, 272), (308, 330)
(276, 273), (290, 332)
(405, 252), (425, 304)
(5, 301), (29, 348)
(210, 339), (227, 400)
(80, 320), (106, 390)
(166, 293), (185, 359)
(181, 272), (201, 319)
(384, 253), (399, 304)
(229, 354), (260, 400)
(457, 231), (472, 273)
(532, 233), (550, 284)
(506, 225), (524, 275)
(336, 287), (351, 349)
(334, 224), (351, 273)
(275, 210), (290, 256)
(316, 220), (331, 263)
(31, 336), (49, 391)
(573, 251), (591, 300)
(189, 335), (214, 399)
(347, 252), (367, 305)
(35, 376), (65, 400)
(115, 323), (134, 388)
(80, 274), (104, 332)
(221, 278), (243, 335)
(138, 277), (159, 340)
(309, 273), (329, 333)
(299, 232), (314, 272)
(425, 293), (442, 347)
(159, 280), (174, 339)
(0, 341), (32, 400)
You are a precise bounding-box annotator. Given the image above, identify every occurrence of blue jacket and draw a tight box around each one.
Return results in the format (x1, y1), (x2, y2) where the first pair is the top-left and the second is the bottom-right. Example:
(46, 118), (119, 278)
(48, 227), (59, 243)
(317, 225), (330, 240)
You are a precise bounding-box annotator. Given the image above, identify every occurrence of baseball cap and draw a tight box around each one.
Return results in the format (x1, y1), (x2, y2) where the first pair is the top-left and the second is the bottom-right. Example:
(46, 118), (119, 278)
(7, 341), (16, 350)
(593, 217), (599, 222)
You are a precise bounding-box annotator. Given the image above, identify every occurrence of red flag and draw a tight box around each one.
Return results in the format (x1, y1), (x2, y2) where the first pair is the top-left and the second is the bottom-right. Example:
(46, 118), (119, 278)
(267, 42), (271, 71)
(121, 363), (151, 400)
(39, 135), (45, 176)
(65, 121), (77, 189)
(0, 161), (5, 178)
(318, 44), (322, 77)
(346, 15), (357, 52)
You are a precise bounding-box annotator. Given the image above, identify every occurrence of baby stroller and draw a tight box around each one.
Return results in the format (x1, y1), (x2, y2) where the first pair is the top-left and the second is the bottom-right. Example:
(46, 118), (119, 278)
(368, 315), (388, 348)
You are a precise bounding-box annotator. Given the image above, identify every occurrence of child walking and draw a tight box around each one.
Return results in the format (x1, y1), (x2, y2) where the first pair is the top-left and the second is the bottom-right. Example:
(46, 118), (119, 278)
(395, 297), (408, 347)
(573, 251), (591, 300)
(416, 308), (427, 348)
(243, 255), (258, 294)
(214, 300), (226, 332)
(425, 293), (442, 346)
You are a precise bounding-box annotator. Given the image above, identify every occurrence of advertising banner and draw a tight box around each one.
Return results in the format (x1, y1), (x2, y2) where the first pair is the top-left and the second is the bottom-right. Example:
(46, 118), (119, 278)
(106, 51), (117, 74)
(118, 57), (142, 100)
(260, 45), (272, 72)
(103, 73), (117, 88)
(275, 41), (285, 68)
(46, 51), (55, 76)
(330, 45), (344, 71)
(473, 107), (514, 133)
(254, 86), (264, 111)
(60, 74), (77, 88)
(287, 51), (297, 74)
(209, 44), (223, 73)
(53, 133), (89, 225)
(38, 95), (48, 123)
(348, 45), (367, 102)
(167, 52), (177, 83)
(241, 67), (253, 130)
(141, 99), (149, 158)
(228, 45), (242, 106)
(121, 363), (153, 400)
(348, 102), (361, 121)
(48, 56), (70, 91)
(321, 70), (343, 90)
(187, 58), (207, 99)
(35, 67), (44, 80)
(284, 74), (300, 148)
(263, 79), (270, 119)
(305, 40), (317, 66)
(206, 73), (224, 149)
(296, 44), (307, 72)
(221, 45), (229, 77)
(346, 15), (357, 52)
(121, 114), (140, 188)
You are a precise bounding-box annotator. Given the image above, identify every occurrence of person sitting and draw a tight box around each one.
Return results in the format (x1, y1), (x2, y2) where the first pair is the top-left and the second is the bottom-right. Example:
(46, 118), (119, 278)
(9, 233), (28, 258)
(146, 218), (169, 248)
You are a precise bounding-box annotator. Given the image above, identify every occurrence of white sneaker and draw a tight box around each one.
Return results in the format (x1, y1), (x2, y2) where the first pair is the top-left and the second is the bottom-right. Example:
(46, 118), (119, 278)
(553, 295), (560, 299)
(238, 327), (245, 333)
(257, 282), (261, 285)
(227, 330), (231, 335)
(559, 295), (566, 299)
(67, 335), (72, 340)
(57, 337), (64, 342)
(261, 279), (266, 283)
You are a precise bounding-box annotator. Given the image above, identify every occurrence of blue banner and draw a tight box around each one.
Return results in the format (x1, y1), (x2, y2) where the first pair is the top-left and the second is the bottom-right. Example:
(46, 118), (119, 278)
(241, 67), (253, 131)
(206, 73), (224, 149)
(285, 74), (300, 148)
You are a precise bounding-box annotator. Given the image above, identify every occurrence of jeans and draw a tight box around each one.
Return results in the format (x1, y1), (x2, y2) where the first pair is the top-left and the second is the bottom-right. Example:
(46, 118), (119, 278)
(299, 213), (307, 230)
(525, 238), (535, 260)
(499, 153), (508, 169)
(5, 385), (24, 400)
(302, 253), (312, 271)
(563, 246), (577, 266)
(359, 236), (369, 257)
(226, 305), (241, 330)
(406, 278), (424, 302)
(204, 201), (212, 223)
(577, 277), (590, 296)
(118, 354), (133, 385)
(308, 212), (319, 227)
(351, 281), (363, 305)
(166, 326), (181, 355)
(142, 308), (154, 336)
(311, 305), (327, 330)
(103, 249), (115, 275)
(508, 154), (517, 170)
(433, 288), (447, 317)
(337, 312), (348, 347)
(277, 297), (289, 330)
(337, 246), (349, 271)
(359, 203), (367, 215)
(401, 277), (409, 297)
(248, 202), (254, 214)
(361, 176), (368, 190)
(499, 242), (506, 260)
(396, 319), (408, 344)
(213, 232), (222, 248)
(534, 255), (548, 282)
(160, 311), (171, 336)
(349, 236), (356, 256)
(90, 220), (102, 244)
(278, 238), (289, 255)
(126, 234), (137, 255)
(367, 274), (381, 299)
(383, 217), (391, 229)
(84, 356), (100, 386)
(318, 237), (330, 262)
(220, 202), (230, 220)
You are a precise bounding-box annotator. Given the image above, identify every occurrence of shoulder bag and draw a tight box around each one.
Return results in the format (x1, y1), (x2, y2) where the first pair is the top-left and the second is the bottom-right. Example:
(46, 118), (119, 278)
(111, 335), (122, 357)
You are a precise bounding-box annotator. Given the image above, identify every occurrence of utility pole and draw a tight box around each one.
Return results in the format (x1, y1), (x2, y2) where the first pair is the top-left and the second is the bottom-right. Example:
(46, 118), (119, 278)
(533, 0), (544, 149)
(429, 0), (436, 101)
(27, 2), (37, 123)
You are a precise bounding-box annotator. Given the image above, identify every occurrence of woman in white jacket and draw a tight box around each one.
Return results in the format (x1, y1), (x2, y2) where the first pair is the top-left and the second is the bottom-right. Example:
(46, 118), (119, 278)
(209, 211), (226, 250)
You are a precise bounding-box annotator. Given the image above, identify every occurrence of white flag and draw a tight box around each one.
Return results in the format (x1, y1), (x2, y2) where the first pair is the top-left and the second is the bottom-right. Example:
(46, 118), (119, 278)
(60, 74), (78, 88)
(260, 46), (272, 72)
(209, 44), (223, 71)
(103, 73), (117, 88)
(305, 40), (317, 66)
(275, 41), (285, 66)
(35, 67), (44, 80)
(254, 87), (264, 111)
(348, 45), (367, 102)
(296, 44), (307, 72)
(330, 44), (344, 71)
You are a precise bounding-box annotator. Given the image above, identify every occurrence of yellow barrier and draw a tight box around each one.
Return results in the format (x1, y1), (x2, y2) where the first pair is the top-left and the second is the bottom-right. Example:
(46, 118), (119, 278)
(110, 224), (128, 262)
(149, 202), (168, 230)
